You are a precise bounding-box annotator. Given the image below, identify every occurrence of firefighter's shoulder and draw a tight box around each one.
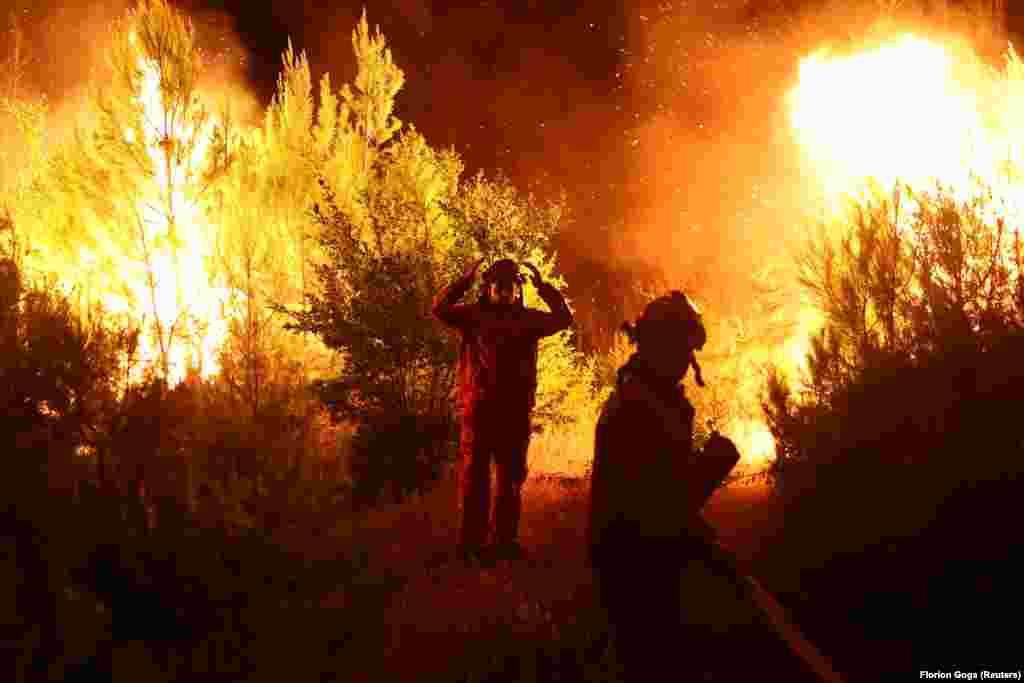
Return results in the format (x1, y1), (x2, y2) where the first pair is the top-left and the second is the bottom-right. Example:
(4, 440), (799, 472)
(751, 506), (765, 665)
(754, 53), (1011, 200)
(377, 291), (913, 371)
(604, 376), (663, 424)
(616, 373), (662, 408)
(597, 383), (638, 428)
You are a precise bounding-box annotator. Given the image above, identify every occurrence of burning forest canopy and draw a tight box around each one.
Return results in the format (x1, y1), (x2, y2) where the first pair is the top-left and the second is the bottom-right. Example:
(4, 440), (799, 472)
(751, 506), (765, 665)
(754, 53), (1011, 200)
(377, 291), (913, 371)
(2, 0), (1024, 474)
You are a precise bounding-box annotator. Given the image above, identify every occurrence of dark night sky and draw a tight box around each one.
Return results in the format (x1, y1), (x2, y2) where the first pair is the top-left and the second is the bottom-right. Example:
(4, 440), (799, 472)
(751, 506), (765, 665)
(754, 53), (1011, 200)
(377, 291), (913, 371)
(5, 0), (1024, 342)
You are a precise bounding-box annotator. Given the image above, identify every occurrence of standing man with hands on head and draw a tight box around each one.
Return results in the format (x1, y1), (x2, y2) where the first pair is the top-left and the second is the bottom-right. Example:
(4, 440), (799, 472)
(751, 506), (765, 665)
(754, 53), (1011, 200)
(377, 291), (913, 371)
(433, 256), (573, 565)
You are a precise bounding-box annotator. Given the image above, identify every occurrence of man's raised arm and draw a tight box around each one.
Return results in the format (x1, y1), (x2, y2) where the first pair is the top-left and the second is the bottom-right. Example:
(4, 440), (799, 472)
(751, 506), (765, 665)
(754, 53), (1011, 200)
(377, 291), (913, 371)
(433, 257), (484, 329)
(523, 263), (573, 338)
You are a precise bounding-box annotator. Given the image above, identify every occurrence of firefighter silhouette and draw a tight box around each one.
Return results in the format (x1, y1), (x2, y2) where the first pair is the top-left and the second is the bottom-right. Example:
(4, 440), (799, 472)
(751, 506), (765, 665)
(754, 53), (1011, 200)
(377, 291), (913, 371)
(587, 290), (740, 681)
(433, 257), (573, 562)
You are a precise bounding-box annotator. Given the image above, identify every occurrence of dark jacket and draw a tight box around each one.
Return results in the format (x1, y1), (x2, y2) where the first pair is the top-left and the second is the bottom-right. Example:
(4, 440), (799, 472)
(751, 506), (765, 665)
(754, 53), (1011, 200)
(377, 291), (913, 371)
(432, 270), (573, 418)
(588, 355), (732, 567)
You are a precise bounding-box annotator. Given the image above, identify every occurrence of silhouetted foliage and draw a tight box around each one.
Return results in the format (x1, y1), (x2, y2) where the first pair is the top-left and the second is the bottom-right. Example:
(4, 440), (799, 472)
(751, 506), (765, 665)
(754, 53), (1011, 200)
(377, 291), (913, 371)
(759, 182), (1024, 675)
(0, 250), (360, 679)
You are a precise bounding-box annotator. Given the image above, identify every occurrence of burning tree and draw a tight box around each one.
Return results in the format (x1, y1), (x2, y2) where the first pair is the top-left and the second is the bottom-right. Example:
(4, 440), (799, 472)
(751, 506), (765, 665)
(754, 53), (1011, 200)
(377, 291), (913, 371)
(757, 185), (1024, 679)
(17, 0), (231, 385)
(213, 45), (339, 420)
(765, 181), (1024, 452)
(741, 18), (1024, 673)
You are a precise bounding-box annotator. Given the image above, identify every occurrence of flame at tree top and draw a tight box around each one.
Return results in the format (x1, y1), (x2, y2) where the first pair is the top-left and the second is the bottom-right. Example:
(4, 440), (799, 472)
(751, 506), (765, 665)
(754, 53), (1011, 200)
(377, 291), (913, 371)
(40, 26), (235, 388)
(728, 33), (1024, 474)
(11, 2), (342, 396)
(789, 34), (1024, 214)
(791, 36), (975, 197)
(113, 50), (231, 385)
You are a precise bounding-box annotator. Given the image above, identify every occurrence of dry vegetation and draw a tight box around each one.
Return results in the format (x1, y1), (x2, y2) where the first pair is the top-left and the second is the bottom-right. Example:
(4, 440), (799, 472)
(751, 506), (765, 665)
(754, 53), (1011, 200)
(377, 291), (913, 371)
(6, 3), (1024, 681)
(275, 473), (812, 683)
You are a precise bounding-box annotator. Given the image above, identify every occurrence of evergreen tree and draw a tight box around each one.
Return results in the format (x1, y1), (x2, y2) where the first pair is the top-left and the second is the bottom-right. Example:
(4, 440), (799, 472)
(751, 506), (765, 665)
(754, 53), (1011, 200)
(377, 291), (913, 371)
(279, 14), (594, 501)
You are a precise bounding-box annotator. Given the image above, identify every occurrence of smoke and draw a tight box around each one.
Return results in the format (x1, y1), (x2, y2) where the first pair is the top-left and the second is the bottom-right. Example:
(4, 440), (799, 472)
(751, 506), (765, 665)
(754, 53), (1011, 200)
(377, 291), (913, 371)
(610, 2), (813, 315)
(282, 1), (866, 330)
(0, 1), (131, 97)
(613, 0), (1011, 316)
(292, 1), (812, 316)
(607, 1), (991, 458)
(184, 4), (263, 127)
(0, 1), (261, 147)
(297, 1), (630, 238)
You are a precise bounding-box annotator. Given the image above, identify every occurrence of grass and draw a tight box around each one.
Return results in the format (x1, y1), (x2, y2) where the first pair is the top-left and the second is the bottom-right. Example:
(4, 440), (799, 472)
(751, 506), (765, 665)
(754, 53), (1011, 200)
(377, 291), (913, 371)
(526, 397), (603, 480)
(319, 471), (818, 683)
(26, 424), (821, 683)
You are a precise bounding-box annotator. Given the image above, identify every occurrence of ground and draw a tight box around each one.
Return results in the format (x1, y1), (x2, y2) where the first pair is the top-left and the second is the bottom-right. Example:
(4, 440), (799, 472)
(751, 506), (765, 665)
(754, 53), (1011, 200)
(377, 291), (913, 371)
(278, 473), (830, 683)
(52, 472), (842, 682)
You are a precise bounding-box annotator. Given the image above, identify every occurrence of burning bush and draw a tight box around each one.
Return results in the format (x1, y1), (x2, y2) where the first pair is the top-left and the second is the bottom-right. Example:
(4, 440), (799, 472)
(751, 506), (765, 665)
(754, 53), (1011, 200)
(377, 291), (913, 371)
(767, 181), (1024, 477)
(759, 182), (1024, 674)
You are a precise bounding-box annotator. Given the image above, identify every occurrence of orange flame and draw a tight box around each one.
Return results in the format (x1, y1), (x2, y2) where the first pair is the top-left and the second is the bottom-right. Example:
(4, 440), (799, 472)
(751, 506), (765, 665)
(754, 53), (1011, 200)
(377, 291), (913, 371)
(791, 37), (977, 197)
(789, 34), (1024, 215)
(65, 53), (232, 387)
(734, 34), (1024, 473)
(724, 419), (775, 471)
(129, 56), (231, 385)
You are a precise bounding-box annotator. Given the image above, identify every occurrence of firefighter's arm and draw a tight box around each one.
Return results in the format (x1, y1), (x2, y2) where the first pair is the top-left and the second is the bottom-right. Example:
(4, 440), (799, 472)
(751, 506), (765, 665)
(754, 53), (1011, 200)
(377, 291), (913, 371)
(432, 258), (484, 329)
(522, 263), (573, 337)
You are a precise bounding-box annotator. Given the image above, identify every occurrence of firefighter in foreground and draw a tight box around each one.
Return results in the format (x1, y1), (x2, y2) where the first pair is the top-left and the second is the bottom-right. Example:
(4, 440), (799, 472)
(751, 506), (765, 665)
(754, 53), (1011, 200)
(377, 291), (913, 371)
(433, 257), (573, 563)
(588, 290), (741, 681)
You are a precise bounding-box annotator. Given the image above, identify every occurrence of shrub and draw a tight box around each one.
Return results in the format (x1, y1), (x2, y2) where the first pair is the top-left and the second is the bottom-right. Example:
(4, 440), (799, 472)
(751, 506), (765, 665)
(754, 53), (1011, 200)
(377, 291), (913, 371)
(758, 181), (1024, 674)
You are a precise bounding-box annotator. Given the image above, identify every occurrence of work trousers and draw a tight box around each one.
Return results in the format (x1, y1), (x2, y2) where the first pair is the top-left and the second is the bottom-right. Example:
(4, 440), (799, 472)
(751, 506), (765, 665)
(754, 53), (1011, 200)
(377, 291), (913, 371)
(595, 557), (685, 683)
(590, 531), (705, 682)
(457, 403), (531, 550)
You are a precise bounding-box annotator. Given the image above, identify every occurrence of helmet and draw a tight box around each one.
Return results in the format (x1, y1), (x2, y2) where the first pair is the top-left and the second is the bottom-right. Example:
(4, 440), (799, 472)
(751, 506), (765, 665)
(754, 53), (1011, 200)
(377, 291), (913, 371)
(479, 258), (525, 307)
(622, 290), (707, 386)
(481, 258), (525, 286)
(635, 290), (706, 351)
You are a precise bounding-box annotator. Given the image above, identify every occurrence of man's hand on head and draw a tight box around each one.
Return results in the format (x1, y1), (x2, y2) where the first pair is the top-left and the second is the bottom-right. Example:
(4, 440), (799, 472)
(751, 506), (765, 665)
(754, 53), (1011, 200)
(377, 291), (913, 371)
(464, 257), (486, 281)
(522, 262), (543, 288)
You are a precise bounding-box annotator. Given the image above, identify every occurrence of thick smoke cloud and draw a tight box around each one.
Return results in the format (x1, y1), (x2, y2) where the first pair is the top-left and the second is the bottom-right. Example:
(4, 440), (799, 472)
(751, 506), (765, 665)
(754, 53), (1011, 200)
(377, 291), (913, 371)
(0, 1), (132, 97)
(0, 1), (257, 133)
(287, 0), (1015, 328)
(615, 0), (1011, 314)
(616, 2), (812, 311)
